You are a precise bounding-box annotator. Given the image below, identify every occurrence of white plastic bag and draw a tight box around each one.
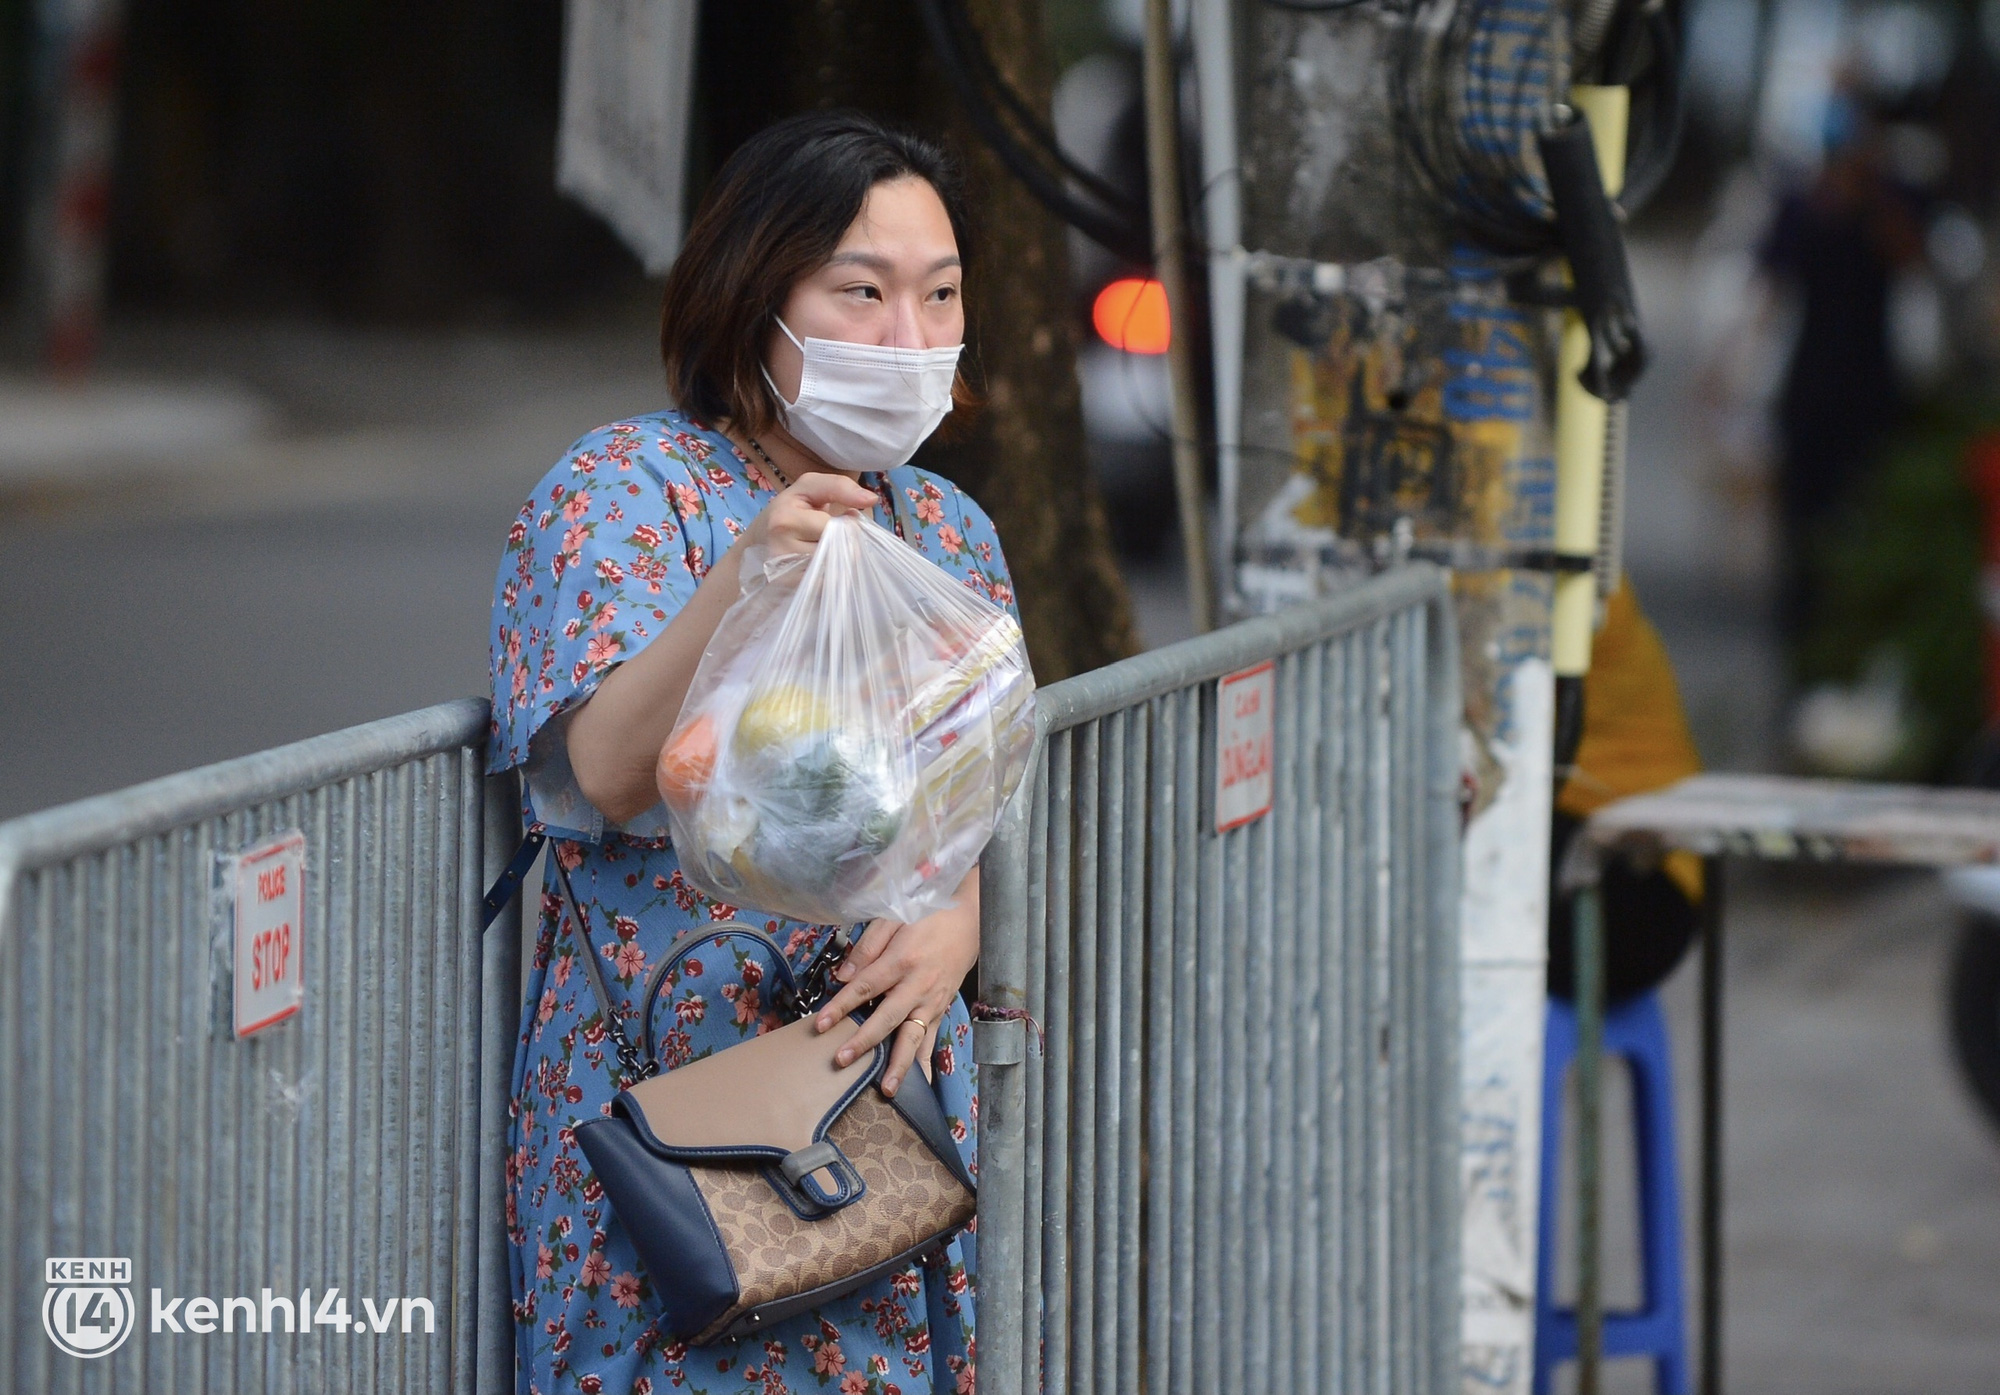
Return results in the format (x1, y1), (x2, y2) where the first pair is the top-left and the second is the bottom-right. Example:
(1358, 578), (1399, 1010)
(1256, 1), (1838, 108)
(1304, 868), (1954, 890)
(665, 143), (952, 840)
(657, 511), (1036, 926)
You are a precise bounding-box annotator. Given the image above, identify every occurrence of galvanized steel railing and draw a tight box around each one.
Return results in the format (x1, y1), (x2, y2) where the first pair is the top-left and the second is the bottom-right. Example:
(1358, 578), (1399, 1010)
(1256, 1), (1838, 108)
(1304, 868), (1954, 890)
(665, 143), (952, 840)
(0, 699), (521, 1393)
(976, 564), (1463, 1395)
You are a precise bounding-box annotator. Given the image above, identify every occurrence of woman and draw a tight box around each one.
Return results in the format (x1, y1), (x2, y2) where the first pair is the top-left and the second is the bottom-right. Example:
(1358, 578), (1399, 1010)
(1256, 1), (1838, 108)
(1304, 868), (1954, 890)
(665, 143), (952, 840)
(487, 112), (1016, 1395)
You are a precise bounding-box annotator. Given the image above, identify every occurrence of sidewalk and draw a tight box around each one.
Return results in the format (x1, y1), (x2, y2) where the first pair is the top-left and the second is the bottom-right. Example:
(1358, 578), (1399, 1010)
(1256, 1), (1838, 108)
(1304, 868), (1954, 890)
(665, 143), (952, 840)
(0, 308), (666, 523)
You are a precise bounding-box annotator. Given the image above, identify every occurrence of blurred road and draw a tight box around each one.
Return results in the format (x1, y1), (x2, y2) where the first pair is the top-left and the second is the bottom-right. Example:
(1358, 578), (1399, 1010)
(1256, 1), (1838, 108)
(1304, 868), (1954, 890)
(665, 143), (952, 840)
(3, 241), (1998, 1390)
(0, 309), (664, 818)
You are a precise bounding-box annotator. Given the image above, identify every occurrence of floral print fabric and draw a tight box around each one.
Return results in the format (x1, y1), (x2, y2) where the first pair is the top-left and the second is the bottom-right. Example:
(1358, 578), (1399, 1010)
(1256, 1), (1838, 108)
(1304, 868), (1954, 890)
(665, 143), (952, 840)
(487, 408), (1017, 1395)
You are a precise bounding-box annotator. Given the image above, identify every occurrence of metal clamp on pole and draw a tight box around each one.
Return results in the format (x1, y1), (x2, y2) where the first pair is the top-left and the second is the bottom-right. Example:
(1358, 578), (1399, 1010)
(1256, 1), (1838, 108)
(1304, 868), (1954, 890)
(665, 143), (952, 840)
(973, 1016), (1028, 1067)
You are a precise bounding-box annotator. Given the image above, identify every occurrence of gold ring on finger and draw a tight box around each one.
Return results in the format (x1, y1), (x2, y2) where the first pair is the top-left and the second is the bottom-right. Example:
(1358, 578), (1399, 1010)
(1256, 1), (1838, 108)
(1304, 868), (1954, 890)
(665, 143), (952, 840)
(906, 1016), (928, 1033)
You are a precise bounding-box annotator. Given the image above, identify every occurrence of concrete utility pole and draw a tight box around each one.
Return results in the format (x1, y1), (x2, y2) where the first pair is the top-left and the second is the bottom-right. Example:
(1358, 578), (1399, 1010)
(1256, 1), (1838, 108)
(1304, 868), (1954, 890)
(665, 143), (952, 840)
(1223, 3), (1577, 1390)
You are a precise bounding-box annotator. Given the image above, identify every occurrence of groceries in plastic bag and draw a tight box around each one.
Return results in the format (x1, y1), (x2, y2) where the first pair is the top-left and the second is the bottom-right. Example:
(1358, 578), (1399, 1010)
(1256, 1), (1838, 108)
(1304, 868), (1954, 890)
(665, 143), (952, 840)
(657, 511), (1035, 926)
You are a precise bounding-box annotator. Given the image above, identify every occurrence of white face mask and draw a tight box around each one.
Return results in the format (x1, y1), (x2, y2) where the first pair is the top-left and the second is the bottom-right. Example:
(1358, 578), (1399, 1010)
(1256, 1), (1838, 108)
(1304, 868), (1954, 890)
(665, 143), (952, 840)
(761, 316), (962, 473)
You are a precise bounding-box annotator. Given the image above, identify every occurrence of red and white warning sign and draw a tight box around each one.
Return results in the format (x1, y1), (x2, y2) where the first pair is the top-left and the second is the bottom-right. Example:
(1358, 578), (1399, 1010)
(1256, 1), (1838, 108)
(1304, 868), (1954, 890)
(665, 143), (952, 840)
(1215, 660), (1275, 833)
(230, 831), (305, 1038)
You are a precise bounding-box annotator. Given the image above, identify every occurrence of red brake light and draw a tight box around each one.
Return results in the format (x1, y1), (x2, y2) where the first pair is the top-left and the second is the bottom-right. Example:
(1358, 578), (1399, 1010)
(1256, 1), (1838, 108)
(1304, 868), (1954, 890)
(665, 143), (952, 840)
(1092, 277), (1171, 354)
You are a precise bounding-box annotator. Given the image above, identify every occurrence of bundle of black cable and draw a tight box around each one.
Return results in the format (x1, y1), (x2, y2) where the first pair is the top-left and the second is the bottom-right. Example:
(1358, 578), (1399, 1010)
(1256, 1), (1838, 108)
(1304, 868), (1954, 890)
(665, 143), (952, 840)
(1388, 0), (1683, 257)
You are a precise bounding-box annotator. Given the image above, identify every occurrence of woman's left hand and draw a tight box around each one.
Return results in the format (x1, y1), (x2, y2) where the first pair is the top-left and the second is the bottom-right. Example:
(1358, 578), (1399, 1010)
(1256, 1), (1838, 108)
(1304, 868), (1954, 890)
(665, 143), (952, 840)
(811, 867), (979, 1097)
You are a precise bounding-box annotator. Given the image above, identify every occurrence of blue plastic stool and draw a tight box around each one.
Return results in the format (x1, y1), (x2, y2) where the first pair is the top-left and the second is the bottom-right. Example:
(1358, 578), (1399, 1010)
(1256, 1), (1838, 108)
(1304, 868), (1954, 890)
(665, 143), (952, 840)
(1533, 990), (1689, 1395)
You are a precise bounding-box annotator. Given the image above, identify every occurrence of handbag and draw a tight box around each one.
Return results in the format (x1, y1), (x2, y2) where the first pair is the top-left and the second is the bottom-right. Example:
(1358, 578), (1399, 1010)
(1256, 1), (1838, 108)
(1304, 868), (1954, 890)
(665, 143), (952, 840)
(554, 859), (977, 1346)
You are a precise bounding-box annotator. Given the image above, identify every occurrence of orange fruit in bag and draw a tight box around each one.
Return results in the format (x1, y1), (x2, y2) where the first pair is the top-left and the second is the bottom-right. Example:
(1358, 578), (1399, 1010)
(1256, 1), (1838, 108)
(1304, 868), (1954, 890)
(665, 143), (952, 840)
(657, 714), (718, 810)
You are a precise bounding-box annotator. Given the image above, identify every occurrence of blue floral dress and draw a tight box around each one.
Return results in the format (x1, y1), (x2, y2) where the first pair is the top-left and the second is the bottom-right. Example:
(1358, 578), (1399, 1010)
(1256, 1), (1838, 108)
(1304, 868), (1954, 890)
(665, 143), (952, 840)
(487, 408), (1018, 1395)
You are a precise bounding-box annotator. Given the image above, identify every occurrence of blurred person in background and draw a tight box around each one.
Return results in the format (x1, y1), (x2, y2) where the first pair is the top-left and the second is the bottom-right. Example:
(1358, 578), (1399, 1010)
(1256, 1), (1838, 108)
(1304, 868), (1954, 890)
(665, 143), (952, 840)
(1758, 78), (1925, 650)
(1547, 578), (1706, 1004)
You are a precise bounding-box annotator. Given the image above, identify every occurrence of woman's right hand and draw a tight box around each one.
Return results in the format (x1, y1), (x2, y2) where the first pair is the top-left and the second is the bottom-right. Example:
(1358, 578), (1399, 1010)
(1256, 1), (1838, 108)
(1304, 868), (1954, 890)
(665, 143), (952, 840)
(564, 469), (877, 824)
(744, 471), (881, 559)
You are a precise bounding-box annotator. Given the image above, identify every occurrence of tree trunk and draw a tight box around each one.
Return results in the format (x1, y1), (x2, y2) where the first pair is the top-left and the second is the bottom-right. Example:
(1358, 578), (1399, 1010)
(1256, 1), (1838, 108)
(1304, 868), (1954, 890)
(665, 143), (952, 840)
(742, 0), (1139, 682)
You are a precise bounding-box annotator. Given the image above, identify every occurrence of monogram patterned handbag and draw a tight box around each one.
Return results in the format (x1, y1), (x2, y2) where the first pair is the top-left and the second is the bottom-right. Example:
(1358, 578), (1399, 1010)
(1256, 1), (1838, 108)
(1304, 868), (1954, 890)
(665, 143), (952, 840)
(556, 861), (976, 1346)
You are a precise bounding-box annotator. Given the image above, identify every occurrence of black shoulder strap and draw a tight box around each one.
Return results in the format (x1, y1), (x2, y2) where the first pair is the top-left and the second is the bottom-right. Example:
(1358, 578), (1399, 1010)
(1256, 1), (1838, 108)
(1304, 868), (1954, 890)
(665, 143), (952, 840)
(481, 830), (546, 929)
(550, 852), (656, 1084)
(480, 827), (652, 1083)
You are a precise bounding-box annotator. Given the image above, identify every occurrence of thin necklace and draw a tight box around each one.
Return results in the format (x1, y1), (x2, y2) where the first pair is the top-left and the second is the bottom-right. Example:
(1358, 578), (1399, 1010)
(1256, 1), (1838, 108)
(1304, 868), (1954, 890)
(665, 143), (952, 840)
(744, 435), (790, 491)
(745, 434), (889, 529)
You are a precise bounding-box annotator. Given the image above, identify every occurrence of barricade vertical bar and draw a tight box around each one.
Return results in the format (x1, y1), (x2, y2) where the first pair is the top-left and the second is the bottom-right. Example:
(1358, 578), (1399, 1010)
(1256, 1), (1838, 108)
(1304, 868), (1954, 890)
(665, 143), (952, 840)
(449, 756), (480, 1392)
(1269, 649), (1302, 1393)
(1392, 611), (1420, 1392)
(1022, 756), (1050, 1395)
(1243, 701), (1276, 1395)
(1394, 613), (1421, 1392)
(401, 772), (427, 1387)
(1221, 811), (1252, 1386)
(1170, 686), (1199, 1395)
(1320, 633), (1348, 1392)
(179, 823), (206, 1395)
(977, 749), (1031, 1395)
(1072, 722), (1100, 1395)
(1041, 731), (1075, 1395)
(370, 768), (401, 1387)
(1195, 728), (1226, 1395)
(404, 766), (434, 1382)
(1118, 705), (1147, 1393)
(354, 772), (386, 1373)
(56, 865), (82, 1395)
(1406, 612), (1431, 1392)
(1145, 695), (1176, 1395)
(299, 792), (330, 1384)
(1353, 627), (1376, 1395)
(1094, 712), (1125, 1395)
(442, 754), (472, 1387)
(426, 759), (460, 1389)
(331, 777), (364, 1388)
(27, 871), (54, 1393)
(57, 866), (85, 1388)
(135, 838), (162, 1392)
(1329, 633), (1353, 1395)
(1372, 618), (1397, 1395)
(1402, 615), (1426, 1387)
(99, 850), (126, 1359)
(96, 851), (126, 1390)
(1300, 638), (1328, 1394)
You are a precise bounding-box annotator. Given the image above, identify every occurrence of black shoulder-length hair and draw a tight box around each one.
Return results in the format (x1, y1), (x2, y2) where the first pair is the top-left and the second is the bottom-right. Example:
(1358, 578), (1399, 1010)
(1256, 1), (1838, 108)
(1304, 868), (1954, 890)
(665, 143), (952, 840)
(660, 110), (978, 438)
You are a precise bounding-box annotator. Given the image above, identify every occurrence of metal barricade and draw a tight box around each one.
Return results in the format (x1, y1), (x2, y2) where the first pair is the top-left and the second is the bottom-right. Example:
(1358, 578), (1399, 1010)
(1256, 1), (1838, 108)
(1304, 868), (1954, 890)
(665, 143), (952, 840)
(0, 699), (521, 1394)
(976, 564), (1463, 1395)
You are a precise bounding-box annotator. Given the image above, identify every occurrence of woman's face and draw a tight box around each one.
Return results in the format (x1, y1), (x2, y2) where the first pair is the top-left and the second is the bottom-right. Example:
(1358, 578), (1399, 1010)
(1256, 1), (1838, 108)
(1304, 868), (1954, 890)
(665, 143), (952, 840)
(764, 175), (964, 404)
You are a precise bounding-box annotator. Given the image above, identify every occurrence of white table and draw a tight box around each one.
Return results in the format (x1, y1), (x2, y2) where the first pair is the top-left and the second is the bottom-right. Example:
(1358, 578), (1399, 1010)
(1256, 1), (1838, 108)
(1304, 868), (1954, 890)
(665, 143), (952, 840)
(1565, 774), (2000, 1395)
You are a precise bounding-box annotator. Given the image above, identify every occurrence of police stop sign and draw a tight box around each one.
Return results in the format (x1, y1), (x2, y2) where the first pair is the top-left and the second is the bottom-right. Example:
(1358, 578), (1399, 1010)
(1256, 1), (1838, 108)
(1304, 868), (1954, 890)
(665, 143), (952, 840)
(1215, 661), (1275, 833)
(229, 831), (305, 1038)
